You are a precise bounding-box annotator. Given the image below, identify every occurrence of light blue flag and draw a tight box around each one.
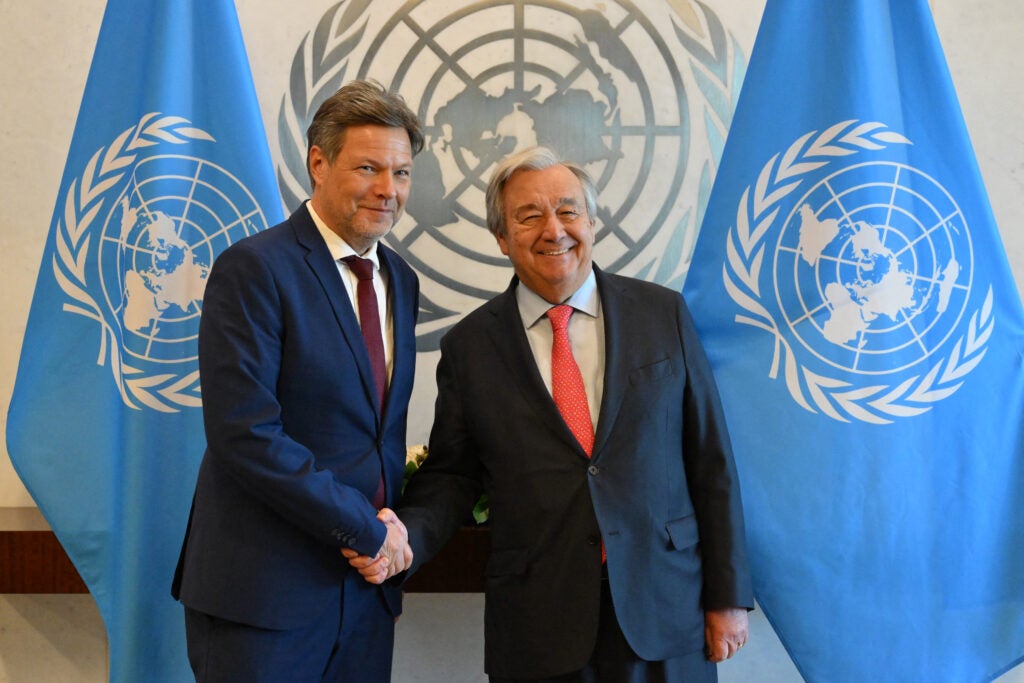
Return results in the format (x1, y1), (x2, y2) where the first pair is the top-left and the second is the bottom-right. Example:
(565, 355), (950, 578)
(6, 1), (282, 680)
(683, 1), (1024, 681)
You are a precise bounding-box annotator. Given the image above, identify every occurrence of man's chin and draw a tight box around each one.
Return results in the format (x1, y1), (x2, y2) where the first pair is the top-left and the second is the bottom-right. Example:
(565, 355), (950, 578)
(354, 222), (395, 242)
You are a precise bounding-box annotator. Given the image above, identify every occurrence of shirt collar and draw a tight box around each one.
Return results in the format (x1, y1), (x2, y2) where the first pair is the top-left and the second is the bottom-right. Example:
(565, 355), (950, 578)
(517, 269), (600, 329)
(306, 201), (381, 270)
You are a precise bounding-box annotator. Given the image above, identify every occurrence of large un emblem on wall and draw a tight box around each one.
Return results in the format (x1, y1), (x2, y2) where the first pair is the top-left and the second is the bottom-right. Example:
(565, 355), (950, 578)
(277, 0), (745, 349)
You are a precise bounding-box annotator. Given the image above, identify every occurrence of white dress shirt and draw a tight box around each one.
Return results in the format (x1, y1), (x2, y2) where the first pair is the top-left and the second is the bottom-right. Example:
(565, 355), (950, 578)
(307, 202), (393, 383)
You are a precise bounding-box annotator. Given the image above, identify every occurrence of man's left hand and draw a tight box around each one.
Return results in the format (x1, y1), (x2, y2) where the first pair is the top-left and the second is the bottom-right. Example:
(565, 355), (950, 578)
(704, 607), (749, 662)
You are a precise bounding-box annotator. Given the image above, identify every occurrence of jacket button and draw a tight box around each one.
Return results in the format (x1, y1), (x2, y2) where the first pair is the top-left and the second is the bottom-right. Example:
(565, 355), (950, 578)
(588, 465), (600, 476)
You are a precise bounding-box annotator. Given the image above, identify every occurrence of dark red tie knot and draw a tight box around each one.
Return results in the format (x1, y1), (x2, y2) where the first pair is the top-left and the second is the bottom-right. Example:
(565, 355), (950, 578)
(342, 255), (375, 281)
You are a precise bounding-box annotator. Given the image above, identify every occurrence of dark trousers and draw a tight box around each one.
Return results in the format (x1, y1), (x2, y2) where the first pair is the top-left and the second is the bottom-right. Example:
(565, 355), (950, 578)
(184, 572), (394, 682)
(492, 578), (717, 683)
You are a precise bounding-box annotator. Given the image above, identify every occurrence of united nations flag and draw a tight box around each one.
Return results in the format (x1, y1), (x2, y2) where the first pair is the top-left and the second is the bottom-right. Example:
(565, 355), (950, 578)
(6, 1), (283, 680)
(684, 0), (1024, 681)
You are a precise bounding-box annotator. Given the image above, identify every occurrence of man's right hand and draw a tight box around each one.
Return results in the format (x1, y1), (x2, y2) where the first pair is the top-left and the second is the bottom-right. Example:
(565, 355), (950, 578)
(341, 508), (413, 584)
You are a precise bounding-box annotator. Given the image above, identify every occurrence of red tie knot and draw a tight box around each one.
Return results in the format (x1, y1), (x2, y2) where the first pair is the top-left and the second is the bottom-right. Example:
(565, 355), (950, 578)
(546, 304), (574, 331)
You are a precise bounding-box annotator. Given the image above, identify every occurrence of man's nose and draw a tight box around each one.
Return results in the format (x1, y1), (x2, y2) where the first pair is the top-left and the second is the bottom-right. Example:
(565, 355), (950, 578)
(539, 212), (566, 239)
(375, 172), (397, 198)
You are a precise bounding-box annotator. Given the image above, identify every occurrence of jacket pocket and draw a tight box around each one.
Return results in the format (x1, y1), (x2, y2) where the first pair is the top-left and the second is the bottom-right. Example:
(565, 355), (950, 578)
(665, 515), (700, 551)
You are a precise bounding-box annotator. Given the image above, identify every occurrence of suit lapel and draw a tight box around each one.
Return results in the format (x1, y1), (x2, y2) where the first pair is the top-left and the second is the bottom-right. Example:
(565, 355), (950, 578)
(592, 268), (630, 461)
(291, 206), (381, 419)
(378, 244), (414, 420)
(486, 279), (593, 458)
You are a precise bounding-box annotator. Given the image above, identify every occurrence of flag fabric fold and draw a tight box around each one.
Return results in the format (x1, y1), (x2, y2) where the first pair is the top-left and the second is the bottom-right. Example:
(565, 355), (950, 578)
(683, 1), (1024, 681)
(6, 1), (283, 679)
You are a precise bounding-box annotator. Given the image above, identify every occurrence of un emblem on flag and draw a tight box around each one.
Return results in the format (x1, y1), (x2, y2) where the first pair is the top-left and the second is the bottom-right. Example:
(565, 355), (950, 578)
(723, 120), (993, 424)
(277, 0), (744, 349)
(778, 163), (971, 374)
(53, 115), (271, 412)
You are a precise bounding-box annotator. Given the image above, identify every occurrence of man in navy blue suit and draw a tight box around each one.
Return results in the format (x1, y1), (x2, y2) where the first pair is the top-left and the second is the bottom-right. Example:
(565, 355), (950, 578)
(349, 146), (754, 682)
(172, 80), (421, 682)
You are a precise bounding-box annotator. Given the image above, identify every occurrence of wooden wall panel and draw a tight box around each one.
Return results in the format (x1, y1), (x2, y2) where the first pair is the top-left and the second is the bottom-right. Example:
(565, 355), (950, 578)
(0, 528), (488, 594)
(0, 531), (88, 593)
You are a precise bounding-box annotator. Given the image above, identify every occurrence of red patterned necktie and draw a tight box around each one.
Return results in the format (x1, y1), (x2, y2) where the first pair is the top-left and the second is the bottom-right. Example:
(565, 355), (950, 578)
(342, 255), (387, 509)
(547, 305), (594, 456)
(548, 304), (604, 562)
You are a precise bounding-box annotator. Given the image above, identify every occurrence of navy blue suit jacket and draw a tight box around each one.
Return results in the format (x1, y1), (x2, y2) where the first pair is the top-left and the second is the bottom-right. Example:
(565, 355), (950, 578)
(398, 268), (752, 679)
(172, 204), (418, 630)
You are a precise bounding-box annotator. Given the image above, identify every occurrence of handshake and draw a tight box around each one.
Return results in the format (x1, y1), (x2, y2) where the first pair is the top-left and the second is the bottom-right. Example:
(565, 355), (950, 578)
(341, 508), (412, 584)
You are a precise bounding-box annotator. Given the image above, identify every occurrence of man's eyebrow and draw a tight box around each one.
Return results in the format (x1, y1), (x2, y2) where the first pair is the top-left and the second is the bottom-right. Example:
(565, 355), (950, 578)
(511, 197), (582, 216)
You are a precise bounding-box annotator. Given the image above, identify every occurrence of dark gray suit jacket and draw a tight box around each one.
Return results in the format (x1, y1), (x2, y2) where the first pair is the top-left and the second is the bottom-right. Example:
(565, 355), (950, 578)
(399, 267), (752, 679)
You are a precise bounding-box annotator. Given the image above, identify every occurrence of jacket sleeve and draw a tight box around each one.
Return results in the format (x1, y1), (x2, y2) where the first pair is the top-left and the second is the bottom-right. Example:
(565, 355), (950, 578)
(677, 294), (755, 611)
(397, 330), (485, 574)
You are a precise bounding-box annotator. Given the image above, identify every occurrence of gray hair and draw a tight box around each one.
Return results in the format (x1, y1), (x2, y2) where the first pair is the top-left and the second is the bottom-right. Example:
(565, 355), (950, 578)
(484, 146), (597, 237)
(305, 79), (424, 188)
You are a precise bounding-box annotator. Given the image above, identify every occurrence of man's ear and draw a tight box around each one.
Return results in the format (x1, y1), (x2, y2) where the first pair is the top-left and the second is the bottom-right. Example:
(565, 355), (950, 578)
(308, 145), (327, 188)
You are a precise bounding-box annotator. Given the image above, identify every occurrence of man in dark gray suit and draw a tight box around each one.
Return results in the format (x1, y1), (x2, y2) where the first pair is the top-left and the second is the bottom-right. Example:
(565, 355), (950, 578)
(349, 145), (753, 682)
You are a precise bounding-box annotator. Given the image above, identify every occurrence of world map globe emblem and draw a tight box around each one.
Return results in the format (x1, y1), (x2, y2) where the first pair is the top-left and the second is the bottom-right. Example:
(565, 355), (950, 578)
(773, 162), (973, 376)
(98, 154), (268, 367)
(278, 0), (742, 349)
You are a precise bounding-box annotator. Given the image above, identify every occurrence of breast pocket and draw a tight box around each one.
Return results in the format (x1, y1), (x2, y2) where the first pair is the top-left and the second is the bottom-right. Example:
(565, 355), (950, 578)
(629, 357), (674, 386)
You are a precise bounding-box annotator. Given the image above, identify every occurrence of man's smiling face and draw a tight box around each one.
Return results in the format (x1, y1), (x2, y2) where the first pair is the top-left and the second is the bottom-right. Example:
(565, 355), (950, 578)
(496, 164), (595, 304)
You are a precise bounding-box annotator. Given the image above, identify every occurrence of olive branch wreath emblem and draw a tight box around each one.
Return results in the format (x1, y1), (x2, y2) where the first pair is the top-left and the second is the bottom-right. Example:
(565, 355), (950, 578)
(52, 113), (213, 413)
(277, 0), (370, 211)
(656, 0), (742, 288)
(276, 0), (740, 304)
(722, 119), (994, 424)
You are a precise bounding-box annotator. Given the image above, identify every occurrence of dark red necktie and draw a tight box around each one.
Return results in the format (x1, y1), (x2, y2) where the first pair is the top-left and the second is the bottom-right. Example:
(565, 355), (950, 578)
(342, 255), (387, 508)
(342, 256), (387, 410)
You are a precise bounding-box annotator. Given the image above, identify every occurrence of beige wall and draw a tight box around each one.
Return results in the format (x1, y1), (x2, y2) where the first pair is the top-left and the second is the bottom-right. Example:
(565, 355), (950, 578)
(2, 0), (1022, 505)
